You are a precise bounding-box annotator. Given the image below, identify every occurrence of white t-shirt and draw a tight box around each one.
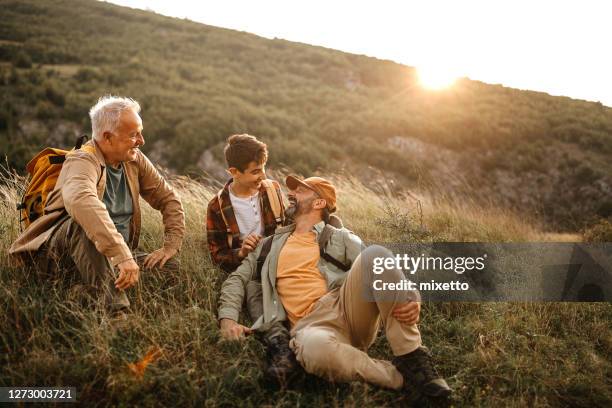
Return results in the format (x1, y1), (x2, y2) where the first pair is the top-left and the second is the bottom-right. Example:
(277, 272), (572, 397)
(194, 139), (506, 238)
(229, 187), (264, 240)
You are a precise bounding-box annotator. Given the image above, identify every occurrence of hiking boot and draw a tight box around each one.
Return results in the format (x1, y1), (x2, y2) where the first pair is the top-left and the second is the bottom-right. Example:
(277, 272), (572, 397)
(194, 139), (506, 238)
(263, 333), (300, 385)
(392, 346), (452, 399)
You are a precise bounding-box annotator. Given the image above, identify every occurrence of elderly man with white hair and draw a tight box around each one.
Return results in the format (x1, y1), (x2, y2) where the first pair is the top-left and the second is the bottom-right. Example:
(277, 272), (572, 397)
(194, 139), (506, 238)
(10, 95), (185, 315)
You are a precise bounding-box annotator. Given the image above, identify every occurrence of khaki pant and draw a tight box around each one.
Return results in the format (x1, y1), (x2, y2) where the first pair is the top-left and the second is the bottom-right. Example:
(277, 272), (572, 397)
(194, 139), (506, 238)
(38, 217), (179, 311)
(290, 245), (421, 390)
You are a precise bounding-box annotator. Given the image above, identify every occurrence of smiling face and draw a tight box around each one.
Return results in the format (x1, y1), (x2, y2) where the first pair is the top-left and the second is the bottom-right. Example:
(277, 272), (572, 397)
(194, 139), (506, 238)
(102, 109), (144, 166)
(229, 160), (266, 191)
(286, 185), (324, 220)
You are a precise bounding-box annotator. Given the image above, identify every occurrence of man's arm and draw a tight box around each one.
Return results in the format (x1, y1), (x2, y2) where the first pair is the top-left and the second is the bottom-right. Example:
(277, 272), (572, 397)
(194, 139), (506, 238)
(217, 247), (258, 322)
(137, 153), (185, 252)
(217, 247), (260, 340)
(137, 153), (185, 268)
(62, 153), (132, 266)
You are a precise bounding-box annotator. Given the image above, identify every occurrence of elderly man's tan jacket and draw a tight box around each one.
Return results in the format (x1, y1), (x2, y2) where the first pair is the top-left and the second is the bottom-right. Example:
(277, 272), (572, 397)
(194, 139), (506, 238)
(9, 140), (185, 266)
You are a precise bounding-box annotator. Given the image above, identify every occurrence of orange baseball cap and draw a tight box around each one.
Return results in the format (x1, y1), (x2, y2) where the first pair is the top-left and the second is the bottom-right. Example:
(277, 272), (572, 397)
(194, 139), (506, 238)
(285, 175), (337, 213)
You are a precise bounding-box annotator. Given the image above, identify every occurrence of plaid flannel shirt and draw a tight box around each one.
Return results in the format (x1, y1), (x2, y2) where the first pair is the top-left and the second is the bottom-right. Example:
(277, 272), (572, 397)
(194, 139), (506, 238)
(206, 178), (285, 272)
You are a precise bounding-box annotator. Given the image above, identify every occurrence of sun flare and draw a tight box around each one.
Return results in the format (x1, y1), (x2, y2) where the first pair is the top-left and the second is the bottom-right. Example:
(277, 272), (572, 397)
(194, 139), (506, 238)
(417, 67), (458, 90)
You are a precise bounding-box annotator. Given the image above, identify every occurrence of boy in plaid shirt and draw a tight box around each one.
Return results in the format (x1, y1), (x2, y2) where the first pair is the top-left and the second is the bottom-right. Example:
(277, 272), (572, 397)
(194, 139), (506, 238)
(206, 134), (298, 383)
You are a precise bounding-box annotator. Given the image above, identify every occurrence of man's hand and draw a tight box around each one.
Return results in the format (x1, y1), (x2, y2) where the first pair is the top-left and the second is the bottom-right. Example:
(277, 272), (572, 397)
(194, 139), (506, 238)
(220, 318), (252, 341)
(238, 234), (262, 259)
(115, 258), (140, 290)
(143, 247), (177, 270)
(392, 301), (421, 325)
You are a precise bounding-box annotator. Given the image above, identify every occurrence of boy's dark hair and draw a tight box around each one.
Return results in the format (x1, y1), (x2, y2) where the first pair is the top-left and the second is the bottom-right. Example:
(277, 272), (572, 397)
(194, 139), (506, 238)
(224, 134), (268, 172)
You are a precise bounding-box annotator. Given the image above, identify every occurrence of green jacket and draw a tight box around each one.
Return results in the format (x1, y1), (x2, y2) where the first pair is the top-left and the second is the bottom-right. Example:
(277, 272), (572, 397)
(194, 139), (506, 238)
(217, 221), (364, 330)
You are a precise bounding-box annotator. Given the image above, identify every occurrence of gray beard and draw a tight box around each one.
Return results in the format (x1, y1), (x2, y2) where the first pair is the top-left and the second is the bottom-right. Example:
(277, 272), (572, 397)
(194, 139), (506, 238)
(285, 197), (311, 222)
(285, 203), (298, 222)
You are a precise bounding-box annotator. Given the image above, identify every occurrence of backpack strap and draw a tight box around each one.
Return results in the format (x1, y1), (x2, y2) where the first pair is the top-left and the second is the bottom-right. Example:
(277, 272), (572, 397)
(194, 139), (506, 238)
(261, 179), (284, 226)
(217, 189), (235, 248)
(48, 155), (65, 165)
(254, 235), (274, 281)
(253, 224), (352, 283)
(47, 135), (90, 167)
(74, 134), (88, 149)
(318, 224), (351, 272)
(318, 223), (334, 249)
(328, 214), (344, 228)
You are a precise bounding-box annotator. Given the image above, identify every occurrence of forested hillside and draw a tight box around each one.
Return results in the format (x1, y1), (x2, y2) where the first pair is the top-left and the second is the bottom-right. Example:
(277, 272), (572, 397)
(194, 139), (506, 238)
(1, 0), (611, 230)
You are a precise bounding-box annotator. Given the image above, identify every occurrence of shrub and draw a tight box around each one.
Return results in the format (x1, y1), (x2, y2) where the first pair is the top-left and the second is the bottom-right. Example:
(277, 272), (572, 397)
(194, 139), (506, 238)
(12, 50), (32, 68)
(597, 200), (612, 218)
(35, 100), (56, 120)
(44, 84), (66, 107)
(0, 112), (9, 131)
(74, 67), (99, 82)
(574, 164), (599, 183)
(583, 218), (612, 242)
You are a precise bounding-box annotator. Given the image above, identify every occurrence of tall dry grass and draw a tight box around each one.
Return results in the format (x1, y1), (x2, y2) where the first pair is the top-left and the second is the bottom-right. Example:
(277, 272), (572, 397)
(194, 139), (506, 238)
(1, 169), (610, 407)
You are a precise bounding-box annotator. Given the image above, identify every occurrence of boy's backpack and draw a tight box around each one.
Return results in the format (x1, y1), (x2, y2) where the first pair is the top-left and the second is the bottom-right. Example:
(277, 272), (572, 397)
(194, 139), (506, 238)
(254, 215), (350, 280)
(16, 135), (92, 230)
(216, 179), (285, 248)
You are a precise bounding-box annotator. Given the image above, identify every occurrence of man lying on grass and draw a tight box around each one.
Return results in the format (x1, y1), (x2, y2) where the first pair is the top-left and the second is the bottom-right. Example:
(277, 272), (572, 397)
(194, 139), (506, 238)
(10, 95), (185, 318)
(217, 175), (451, 400)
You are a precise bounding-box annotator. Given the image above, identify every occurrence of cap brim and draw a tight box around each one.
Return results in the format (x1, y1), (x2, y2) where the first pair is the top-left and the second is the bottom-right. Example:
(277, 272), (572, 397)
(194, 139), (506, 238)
(286, 174), (337, 213)
(285, 175), (314, 191)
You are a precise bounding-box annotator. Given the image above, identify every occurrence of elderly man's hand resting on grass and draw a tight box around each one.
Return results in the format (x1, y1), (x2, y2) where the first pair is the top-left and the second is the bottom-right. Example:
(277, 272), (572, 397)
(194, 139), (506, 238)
(143, 247), (178, 270)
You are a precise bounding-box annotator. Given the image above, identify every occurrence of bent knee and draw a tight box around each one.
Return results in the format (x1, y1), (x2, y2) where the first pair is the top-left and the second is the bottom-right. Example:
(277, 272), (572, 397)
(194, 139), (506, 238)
(364, 245), (392, 259)
(293, 329), (339, 374)
(360, 245), (394, 273)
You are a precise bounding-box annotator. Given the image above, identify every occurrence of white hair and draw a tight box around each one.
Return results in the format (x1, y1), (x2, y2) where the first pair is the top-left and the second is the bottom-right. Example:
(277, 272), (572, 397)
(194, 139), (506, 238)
(89, 95), (141, 141)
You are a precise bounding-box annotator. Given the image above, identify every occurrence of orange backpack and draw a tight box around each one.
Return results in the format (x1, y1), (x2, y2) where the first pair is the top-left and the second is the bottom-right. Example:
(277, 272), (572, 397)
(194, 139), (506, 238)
(17, 135), (92, 229)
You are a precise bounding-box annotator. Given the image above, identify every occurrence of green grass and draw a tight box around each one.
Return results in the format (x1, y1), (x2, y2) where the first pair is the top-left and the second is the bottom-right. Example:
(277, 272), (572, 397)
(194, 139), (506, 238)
(1, 172), (610, 407)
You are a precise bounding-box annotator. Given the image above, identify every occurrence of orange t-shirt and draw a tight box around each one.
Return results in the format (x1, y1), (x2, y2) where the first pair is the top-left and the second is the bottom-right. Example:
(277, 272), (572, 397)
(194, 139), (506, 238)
(276, 231), (328, 326)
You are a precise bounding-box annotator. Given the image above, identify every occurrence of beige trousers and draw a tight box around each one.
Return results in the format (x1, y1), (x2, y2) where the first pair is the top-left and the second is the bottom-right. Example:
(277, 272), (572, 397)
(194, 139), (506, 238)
(290, 245), (421, 390)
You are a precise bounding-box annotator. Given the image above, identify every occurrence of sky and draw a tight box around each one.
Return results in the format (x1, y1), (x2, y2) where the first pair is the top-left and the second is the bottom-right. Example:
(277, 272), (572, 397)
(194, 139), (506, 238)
(106, 0), (612, 106)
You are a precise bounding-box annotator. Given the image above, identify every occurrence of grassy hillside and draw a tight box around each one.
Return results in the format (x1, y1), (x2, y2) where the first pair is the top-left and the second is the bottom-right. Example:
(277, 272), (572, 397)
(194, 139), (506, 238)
(0, 0), (611, 231)
(1, 170), (610, 406)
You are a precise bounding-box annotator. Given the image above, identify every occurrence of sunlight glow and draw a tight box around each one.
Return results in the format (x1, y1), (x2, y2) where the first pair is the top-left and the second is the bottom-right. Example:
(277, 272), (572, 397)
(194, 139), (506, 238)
(417, 67), (458, 90)
(107, 0), (612, 106)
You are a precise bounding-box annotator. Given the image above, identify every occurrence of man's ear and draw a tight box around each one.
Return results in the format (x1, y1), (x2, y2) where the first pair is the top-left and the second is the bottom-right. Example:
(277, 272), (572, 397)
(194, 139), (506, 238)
(313, 198), (327, 210)
(102, 131), (113, 144)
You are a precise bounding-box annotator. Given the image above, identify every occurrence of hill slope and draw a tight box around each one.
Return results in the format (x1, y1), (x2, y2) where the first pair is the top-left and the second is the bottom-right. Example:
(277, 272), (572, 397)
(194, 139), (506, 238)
(0, 0), (611, 230)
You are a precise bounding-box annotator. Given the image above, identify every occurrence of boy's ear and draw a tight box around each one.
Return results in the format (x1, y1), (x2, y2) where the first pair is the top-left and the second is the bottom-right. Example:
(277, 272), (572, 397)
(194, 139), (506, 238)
(228, 167), (240, 178)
